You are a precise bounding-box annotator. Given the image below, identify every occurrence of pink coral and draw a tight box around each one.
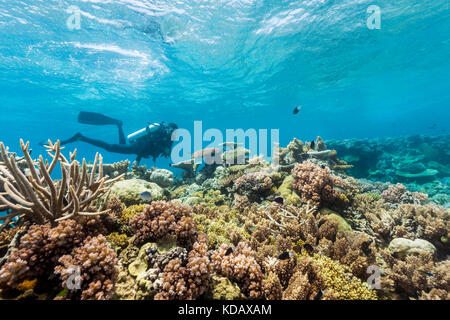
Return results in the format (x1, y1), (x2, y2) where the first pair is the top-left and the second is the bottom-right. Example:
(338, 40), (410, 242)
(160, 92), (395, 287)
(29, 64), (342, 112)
(155, 234), (212, 300)
(0, 220), (85, 288)
(129, 201), (197, 246)
(211, 242), (263, 299)
(55, 234), (118, 300)
(291, 161), (341, 205)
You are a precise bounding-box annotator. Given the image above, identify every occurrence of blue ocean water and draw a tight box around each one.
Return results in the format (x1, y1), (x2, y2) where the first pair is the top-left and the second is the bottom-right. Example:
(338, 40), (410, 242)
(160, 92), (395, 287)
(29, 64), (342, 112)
(0, 0), (449, 170)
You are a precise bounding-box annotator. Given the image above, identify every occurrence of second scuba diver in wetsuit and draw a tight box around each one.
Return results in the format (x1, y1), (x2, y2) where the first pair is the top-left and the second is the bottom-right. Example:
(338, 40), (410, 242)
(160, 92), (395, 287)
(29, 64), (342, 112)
(60, 112), (178, 165)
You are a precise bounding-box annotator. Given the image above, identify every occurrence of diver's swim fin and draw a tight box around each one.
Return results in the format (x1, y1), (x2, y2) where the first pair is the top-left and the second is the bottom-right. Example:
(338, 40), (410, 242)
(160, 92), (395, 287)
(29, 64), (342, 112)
(78, 111), (122, 126)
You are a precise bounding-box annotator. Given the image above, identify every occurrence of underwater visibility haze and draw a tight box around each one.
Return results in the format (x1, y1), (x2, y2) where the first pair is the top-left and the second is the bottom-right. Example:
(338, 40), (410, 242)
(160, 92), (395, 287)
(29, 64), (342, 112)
(0, 0), (449, 301)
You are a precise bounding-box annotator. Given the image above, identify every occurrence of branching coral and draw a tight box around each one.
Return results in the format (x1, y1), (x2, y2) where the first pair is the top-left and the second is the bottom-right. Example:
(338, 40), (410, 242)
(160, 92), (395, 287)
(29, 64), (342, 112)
(391, 203), (449, 253)
(233, 172), (273, 203)
(380, 251), (435, 298)
(348, 193), (394, 243)
(154, 235), (212, 300)
(55, 234), (118, 300)
(381, 183), (428, 207)
(0, 219), (85, 288)
(291, 161), (341, 205)
(129, 201), (197, 246)
(0, 140), (124, 229)
(312, 254), (377, 300)
(211, 242), (264, 299)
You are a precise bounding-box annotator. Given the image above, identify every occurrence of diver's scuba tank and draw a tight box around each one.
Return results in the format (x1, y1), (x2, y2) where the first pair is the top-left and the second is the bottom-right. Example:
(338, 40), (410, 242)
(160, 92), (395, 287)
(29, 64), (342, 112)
(127, 123), (161, 142)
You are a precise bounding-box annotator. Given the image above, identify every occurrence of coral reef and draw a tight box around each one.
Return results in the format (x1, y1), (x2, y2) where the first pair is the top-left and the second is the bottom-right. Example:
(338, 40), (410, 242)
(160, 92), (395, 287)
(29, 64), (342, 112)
(0, 135), (448, 301)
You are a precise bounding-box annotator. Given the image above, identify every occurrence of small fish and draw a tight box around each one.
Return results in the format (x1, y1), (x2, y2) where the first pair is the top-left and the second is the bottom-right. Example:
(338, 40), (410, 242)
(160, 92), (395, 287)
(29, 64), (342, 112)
(293, 106), (301, 115)
(278, 252), (293, 260)
(303, 244), (314, 254)
(273, 196), (284, 205)
(292, 244), (302, 254)
(320, 165), (326, 169)
(361, 240), (372, 256)
(442, 179), (447, 185)
(310, 140), (315, 150)
(219, 142), (242, 149)
(248, 226), (257, 231)
(140, 191), (152, 202)
(225, 247), (234, 256)
(313, 290), (325, 300)
(419, 270), (434, 277)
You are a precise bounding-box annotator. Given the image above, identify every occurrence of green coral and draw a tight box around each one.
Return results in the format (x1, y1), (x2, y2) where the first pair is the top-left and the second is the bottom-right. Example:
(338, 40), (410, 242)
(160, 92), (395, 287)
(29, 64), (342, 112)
(106, 232), (130, 249)
(320, 209), (352, 236)
(190, 190), (226, 208)
(206, 275), (245, 300)
(192, 211), (249, 249)
(110, 178), (165, 206)
(277, 175), (301, 205)
(121, 204), (145, 224)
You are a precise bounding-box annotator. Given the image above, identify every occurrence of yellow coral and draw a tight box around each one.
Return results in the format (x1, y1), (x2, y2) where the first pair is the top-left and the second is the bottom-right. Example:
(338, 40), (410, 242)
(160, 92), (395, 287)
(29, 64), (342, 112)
(106, 232), (129, 249)
(191, 190), (226, 208)
(120, 204), (145, 224)
(312, 254), (377, 300)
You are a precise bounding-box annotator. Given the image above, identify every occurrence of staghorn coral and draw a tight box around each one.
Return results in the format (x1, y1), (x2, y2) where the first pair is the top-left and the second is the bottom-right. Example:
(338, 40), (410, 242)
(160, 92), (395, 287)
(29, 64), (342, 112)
(419, 260), (450, 300)
(0, 140), (123, 229)
(291, 161), (341, 206)
(129, 201), (197, 247)
(55, 234), (118, 300)
(211, 242), (264, 299)
(154, 234), (212, 300)
(283, 256), (325, 300)
(319, 232), (377, 280)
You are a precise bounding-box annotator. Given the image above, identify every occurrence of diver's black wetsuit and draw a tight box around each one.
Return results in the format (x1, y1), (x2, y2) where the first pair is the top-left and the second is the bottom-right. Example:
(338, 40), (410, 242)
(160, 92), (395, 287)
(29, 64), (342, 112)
(60, 114), (177, 164)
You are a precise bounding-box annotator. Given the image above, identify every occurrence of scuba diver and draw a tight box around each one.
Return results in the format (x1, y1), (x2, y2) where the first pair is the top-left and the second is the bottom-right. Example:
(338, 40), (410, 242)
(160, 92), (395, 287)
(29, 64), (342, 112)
(59, 112), (178, 165)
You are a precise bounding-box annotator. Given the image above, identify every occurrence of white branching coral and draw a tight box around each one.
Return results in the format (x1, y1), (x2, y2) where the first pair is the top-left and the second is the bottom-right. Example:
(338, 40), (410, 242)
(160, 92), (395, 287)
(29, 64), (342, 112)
(0, 139), (124, 229)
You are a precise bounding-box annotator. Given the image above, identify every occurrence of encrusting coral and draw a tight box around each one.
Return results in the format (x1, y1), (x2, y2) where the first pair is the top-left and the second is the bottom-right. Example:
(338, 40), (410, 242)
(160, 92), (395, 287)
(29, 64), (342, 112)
(0, 140), (124, 229)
